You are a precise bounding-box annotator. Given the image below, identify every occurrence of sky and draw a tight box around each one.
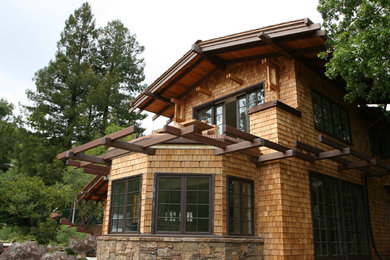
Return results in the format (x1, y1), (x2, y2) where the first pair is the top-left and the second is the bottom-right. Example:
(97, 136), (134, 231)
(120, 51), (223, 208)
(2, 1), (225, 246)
(0, 0), (322, 133)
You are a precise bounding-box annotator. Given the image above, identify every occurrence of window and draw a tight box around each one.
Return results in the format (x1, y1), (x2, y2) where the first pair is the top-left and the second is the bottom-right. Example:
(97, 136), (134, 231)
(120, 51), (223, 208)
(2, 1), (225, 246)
(227, 176), (254, 236)
(110, 176), (141, 233)
(196, 86), (264, 134)
(154, 174), (213, 234)
(312, 90), (352, 143)
(310, 172), (370, 259)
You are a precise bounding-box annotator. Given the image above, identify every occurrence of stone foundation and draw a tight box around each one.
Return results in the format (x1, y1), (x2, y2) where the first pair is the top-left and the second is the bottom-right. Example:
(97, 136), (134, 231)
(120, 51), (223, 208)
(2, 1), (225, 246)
(97, 236), (263, 260)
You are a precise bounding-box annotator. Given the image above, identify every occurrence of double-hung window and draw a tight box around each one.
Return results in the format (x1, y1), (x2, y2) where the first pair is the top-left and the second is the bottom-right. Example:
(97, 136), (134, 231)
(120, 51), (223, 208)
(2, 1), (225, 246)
(196, 85), (264, 134)
(312, 90), (352, 143)
(109, 176), (141, 233)
(227, 176), (254, 236)
(154, 174), (213, 234)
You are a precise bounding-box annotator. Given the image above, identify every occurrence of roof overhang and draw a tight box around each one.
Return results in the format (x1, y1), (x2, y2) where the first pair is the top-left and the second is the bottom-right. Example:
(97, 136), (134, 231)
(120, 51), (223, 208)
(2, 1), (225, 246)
(130, 18), (326, 119)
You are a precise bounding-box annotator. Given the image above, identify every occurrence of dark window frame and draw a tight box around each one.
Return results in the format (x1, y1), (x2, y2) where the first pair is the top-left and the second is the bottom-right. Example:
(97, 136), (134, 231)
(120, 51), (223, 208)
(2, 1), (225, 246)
(194, 83), (265, 133)
(152, 173), (214, 235)
(311, 89), (352, 144)
(226, 175), (255, 236)
(108, 175), (142, 234)
(309, 172), (370, 260)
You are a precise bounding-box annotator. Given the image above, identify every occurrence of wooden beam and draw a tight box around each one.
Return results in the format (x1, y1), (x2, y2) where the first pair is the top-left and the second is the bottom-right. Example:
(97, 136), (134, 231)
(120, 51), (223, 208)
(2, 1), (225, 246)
(139, 134), (179, 148)
(263, 139), (290, 152)
(258, 32), (293, 59)
(66, 152), (111, 166)
(83, 168), (109, 176)
(222, 125), (257, 142)
(191, 43), (227, 70)
(136, 109), (143, 116)
(66, 160), (81, 168)
(317, 148), (350, 160)
(144, 92), (174, 105)
(256, 150), (295, 163)
(58, 125), (136, 159)
(338, 159), (377, 171)
(318, 135), (346, 150)
(196, 86), (212, 96)
(214, 138), (264, 155)
(294, 140), (349, 165)
(102, 137), (155, 155)
(226, 73), (243, 85)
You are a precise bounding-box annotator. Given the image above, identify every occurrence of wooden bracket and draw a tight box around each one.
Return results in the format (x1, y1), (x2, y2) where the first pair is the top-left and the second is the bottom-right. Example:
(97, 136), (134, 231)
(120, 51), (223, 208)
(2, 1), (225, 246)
(226, 73), (243, 85)
(262, 58), (280, 99)
(196, 86), (212, 96)
(171, 98), (185, 123)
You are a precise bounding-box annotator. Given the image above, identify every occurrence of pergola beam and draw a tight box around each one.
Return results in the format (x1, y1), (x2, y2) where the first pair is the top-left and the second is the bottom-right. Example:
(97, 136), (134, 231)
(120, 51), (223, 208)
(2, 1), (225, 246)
(58, 125), (136, 159)
(66, 152), (111, 166)
(102, 137), (156, 155)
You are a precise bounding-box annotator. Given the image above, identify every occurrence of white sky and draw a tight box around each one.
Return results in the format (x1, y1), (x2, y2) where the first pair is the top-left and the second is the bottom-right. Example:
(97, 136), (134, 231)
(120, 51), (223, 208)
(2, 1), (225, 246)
(0, 0), (322, 133)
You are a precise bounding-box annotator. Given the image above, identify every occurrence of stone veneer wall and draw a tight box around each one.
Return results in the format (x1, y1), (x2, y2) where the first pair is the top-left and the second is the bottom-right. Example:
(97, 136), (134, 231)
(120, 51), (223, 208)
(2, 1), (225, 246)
(97, 236), (263, 260)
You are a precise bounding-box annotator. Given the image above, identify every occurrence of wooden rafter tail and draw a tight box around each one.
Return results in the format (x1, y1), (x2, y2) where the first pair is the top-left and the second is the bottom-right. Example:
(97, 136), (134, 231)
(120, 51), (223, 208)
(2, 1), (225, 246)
(66, 160), (81, 168)
(318, 135), (345, 150)
(66, 152), (111, 166)
(338, 159), (376, 171)
(101, 137), (155, 155)
(139, 134), (179, 148)
(57, 125), (137, 160)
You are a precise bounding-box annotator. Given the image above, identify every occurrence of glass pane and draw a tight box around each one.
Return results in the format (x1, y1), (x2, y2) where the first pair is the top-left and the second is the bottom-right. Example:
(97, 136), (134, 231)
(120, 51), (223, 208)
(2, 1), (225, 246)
(198, 191), (209, 204)
(128, 178), (140, 192)
(170, 178), (181, 190)
(159, 191), (169, 203)
(157, 218), (169, 232)
(158, 204), (170, 217)
(198, 205), (209, 218)
(159, 177), (170, 190)
(169, 218), (180, 232)
(198, 219), (209, 232)
(187, 191), (197, 204)
(186, 219), (197, 232)
(198, 107), (212, 124)
(114, 182), (125, 195)
(126, 206), (133, 218)
(242, 220), (252, 235)
(198, 178), (209, 190)
(170, 191), (181, 203)
(187, 205), (197, 218)
(125, 218), (138, 232)
(187, 177), (197, 190)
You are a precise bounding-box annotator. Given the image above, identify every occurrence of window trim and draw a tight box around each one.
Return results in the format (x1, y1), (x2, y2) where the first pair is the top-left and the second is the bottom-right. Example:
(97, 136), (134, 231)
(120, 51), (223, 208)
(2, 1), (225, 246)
(152, 173), (214, 235)
(108, 174), (142, 234)
(226, 175), (255, 236)
(311, 89), (352, 144)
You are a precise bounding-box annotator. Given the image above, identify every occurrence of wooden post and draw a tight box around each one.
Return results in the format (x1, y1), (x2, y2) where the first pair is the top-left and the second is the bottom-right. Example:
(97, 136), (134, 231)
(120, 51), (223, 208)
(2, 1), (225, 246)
(171, 98), (185, 123)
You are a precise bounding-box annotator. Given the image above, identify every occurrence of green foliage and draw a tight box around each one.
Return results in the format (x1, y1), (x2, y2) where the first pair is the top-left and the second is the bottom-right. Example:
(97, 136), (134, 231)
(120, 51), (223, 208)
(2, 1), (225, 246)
(0, 170), (71, 226)
(0, 226), (34, 242)
(30, 218), (59, 245)
(318, 0), (390, 104)
(0, 98), (20, 167)
(26, 2), (145, 151)
(56, 225), (87, 246)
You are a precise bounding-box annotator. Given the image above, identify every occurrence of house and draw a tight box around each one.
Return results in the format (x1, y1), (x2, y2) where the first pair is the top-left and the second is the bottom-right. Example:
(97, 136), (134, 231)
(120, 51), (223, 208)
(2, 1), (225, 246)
(58, 18), (390, 259)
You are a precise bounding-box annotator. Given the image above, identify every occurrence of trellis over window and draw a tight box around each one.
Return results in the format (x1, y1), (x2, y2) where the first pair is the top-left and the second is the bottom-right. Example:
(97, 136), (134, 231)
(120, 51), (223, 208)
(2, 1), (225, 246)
(193, 82), (265, 134)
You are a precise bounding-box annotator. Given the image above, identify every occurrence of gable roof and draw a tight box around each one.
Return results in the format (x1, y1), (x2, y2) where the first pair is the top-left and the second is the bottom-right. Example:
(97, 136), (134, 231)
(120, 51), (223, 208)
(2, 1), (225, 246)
(130, 18), (326, 119)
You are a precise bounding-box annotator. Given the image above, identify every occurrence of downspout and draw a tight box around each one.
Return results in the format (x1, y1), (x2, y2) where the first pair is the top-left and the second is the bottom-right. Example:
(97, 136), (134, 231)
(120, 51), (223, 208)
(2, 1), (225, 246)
(363, 175), (384, 260)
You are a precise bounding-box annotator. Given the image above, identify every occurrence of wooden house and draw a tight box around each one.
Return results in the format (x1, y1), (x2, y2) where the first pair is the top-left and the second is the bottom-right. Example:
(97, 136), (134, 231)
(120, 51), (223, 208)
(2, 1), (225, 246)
(58, 18), (390, 259)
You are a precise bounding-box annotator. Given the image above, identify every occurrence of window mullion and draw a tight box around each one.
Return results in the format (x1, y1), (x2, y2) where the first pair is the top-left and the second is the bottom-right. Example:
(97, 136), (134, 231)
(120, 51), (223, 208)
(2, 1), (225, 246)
(181, 176), (186, 233)
(122, 181), (128, 233)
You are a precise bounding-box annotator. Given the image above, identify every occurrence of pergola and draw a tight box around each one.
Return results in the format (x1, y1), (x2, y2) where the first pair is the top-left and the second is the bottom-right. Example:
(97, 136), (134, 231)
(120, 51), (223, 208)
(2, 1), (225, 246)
(58, 123), (390, 202)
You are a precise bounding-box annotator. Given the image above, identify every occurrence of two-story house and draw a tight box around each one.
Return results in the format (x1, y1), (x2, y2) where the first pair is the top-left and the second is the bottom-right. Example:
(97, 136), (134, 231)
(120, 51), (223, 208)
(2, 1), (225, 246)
(58, 18), (390, 259)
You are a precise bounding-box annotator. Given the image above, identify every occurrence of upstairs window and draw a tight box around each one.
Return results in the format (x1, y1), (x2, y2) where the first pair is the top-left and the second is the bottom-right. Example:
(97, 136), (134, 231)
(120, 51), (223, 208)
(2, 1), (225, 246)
(196, 86), (264, 134)
(312, 90), (352, 143)
(154, 174), (213, 234)
(110, 176), (141, 233)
